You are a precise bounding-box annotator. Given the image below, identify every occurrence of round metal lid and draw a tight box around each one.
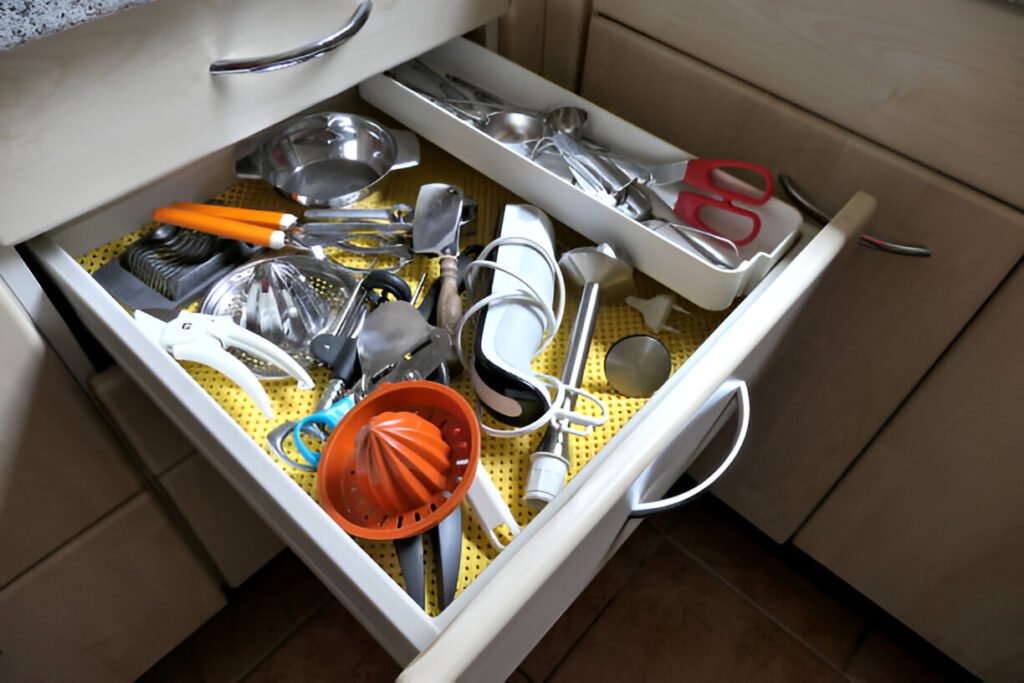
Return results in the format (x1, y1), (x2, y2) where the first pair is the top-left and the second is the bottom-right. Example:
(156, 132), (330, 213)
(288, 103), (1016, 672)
(604, 334), (672, 398)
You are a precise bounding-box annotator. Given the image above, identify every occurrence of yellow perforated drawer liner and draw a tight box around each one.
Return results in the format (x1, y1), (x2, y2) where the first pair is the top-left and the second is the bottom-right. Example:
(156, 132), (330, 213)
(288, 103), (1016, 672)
(78, 141), (726, 615)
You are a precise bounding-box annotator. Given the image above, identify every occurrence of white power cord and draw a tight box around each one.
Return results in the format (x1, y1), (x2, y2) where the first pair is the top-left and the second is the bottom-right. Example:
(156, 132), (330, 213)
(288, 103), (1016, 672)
(455, 236), (608, 438)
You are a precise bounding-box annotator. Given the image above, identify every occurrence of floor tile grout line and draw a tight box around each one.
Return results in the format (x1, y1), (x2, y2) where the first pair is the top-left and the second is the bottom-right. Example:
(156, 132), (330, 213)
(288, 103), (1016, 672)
(542, 578), (633, 683)
(840, 622), (873, 672)
(514, 666), (536, 683)
(235, 592), (335, 682)
(541, 536), (665, 682)
(661, 533), (853, 681)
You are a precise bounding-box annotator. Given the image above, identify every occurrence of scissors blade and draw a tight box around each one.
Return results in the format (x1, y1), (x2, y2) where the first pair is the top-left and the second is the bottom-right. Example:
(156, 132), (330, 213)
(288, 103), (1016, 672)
(648, 160), (693, 186)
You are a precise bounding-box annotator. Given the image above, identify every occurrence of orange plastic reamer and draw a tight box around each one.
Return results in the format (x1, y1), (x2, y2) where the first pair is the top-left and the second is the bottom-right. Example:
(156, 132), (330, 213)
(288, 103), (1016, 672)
(316, 381), (480, 540)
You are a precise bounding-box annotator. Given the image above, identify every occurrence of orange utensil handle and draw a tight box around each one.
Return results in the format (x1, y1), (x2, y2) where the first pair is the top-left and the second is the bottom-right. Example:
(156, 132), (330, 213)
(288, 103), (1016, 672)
(152, 207), (285, 248)
(168, 202), (297, 228)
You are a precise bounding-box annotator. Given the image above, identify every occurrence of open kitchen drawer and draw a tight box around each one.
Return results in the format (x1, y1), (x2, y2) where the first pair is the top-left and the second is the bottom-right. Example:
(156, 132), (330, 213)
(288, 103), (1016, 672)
(22, 37), (872, 680)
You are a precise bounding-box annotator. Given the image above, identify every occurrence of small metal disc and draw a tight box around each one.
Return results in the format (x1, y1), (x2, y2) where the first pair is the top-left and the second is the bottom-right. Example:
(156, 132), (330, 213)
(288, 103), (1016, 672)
(604, 335), (672, 398)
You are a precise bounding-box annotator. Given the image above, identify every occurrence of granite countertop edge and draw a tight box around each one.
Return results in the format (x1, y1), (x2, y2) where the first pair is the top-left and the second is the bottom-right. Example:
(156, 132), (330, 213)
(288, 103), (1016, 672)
(0, 0), (154, 51)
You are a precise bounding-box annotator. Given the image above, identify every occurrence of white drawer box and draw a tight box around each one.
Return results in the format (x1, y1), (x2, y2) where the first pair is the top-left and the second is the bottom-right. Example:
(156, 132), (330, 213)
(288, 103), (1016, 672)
(21, 41), (872, 679)
(0, 0), (507, 247)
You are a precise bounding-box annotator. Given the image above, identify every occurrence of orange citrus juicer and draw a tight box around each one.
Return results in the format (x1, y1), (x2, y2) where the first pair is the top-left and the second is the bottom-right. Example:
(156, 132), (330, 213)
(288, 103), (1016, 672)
(316, 381), (480, 541)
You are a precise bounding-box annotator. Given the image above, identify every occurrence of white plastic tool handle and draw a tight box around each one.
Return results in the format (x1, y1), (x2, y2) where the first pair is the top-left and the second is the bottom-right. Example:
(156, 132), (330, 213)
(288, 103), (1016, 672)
(467, 466), (521, 550)
(207, 315), (315, 390)
(134, 310), (314, 419)
(170, 335), (276, 419)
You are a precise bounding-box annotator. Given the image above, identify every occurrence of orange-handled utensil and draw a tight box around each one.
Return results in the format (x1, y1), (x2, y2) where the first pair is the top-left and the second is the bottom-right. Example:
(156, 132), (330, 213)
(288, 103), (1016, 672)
(152, 207), (288, 248)
(169, 202), (298, 229)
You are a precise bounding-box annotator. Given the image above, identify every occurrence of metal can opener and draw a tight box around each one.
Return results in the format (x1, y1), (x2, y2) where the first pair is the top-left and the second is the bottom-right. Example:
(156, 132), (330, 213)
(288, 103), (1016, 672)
(283, 327), (451, 469)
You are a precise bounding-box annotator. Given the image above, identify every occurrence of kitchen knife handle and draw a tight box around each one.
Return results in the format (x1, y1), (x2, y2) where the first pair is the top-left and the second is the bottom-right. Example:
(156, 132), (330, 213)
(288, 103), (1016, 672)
(436, 255), (462, 353)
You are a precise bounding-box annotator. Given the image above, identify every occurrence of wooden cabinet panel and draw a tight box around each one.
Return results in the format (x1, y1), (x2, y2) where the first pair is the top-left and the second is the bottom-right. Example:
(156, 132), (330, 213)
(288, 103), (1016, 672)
(0, 282), (143, 587)
(162, 454), (283, 587)
(580, 16), (1024, 541)
(90, 366), (195, 475)
(0, 493), (225, 682)
(593, 0), (1024, 208)
(542, 0), (593, 91)
(796, 265), (1024, 681)
(498, 0), (546, 73)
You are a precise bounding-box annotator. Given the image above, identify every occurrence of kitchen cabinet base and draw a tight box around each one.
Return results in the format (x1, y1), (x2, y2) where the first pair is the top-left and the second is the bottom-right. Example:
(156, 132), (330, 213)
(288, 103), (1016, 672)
(0, 494), (225, 683)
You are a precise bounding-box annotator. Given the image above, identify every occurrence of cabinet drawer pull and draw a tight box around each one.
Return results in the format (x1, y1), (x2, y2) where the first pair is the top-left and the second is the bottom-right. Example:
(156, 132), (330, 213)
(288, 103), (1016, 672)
(629, 379), (750, 517)
(210, 0), (373, 75)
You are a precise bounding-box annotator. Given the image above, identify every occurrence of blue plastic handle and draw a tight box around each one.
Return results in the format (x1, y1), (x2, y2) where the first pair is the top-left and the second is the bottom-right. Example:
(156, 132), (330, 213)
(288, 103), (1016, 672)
(292, 394), (357, 468)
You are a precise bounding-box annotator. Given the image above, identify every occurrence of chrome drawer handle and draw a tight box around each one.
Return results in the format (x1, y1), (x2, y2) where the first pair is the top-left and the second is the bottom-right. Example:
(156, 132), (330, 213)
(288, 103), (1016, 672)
(210, 0), (373, 75)
(629, 379), (750, 517)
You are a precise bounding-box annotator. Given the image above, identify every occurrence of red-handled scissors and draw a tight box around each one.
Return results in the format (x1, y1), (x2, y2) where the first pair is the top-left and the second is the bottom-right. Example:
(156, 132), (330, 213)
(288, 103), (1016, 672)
(649, 159), (774, 247)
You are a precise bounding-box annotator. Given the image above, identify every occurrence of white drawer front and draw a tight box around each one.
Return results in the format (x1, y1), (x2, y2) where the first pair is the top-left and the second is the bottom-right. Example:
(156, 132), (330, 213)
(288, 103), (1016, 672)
(21, 44), (871, 674)
(0, 0), (507, 247)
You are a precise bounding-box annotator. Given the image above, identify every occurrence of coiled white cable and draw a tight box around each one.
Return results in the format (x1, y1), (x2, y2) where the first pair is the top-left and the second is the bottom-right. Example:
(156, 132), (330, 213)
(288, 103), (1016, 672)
(454, 236), (608, 438)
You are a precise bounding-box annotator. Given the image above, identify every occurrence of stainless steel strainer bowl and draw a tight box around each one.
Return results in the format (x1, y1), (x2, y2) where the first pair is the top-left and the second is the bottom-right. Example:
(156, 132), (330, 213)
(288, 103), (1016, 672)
(235, 112), (420, 208)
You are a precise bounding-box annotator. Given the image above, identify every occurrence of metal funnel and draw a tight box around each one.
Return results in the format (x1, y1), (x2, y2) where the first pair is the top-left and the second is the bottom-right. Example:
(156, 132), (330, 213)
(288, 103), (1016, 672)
(559, 243), (634, 299)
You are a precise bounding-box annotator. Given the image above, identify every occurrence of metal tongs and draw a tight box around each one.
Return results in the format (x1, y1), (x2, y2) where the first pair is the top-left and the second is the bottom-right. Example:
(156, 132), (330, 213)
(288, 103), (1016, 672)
(151, 202), (416, 266)
(151, 200), (479, 273)
(299, 204), (415, 261)
(134, 309), (314, 419)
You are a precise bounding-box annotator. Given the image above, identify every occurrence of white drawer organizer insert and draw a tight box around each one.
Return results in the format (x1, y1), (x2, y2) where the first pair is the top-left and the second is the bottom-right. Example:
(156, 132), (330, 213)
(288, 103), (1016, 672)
(361, 38), (804, 311)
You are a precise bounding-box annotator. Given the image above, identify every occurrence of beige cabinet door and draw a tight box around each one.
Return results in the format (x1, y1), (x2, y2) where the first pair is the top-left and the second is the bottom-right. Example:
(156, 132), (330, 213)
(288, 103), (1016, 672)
(796, 265), (1024, 682)
(162, 453), (284, 587)
(580, 16), (1024, 541)
(0, 280), (143, 587)
(0, 493), (225, 682)
(91, 366), (283, 587)
(592, 0), (1024, 208)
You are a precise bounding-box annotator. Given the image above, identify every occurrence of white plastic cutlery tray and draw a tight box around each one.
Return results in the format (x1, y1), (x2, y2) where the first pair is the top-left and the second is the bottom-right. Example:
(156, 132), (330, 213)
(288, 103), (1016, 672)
(360, 38), (804, 311)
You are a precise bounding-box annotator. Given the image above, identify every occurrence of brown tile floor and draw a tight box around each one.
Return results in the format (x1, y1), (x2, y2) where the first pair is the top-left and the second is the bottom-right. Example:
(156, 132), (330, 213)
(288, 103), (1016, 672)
(141, 496), (973, 682)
